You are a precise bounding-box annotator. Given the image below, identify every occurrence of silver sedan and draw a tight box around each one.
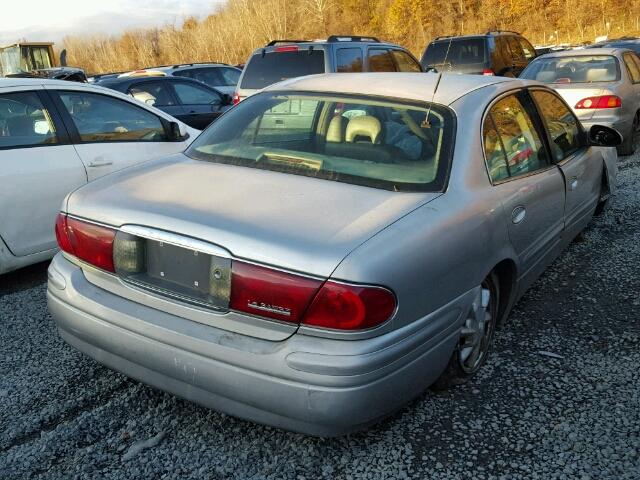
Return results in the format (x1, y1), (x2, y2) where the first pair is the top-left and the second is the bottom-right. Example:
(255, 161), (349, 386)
(520, 47), (640, 155)
(48, 73), (621, 436)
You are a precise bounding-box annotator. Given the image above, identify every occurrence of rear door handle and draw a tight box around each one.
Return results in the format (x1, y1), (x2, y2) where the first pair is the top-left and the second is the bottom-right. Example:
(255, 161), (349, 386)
(511, 206), (526, 224)
(570, 177), (578, 190)
(88, 158), (113, 167)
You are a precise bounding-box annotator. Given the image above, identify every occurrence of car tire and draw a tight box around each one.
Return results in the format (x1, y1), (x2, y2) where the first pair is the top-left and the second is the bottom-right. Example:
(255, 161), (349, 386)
(617, 113), (638, 156)
(432, 272), (499, 390)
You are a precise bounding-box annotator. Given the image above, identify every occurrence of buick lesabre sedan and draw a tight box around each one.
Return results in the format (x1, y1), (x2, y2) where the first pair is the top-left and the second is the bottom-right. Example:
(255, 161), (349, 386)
(48, 73), (621, 436)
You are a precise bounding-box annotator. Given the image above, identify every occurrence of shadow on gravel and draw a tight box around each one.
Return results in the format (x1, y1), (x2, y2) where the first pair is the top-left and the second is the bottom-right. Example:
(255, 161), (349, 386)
(0, 261), (50, 296)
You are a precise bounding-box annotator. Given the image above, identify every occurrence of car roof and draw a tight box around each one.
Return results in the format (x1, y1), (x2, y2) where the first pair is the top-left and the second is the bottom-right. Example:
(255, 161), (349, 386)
(264, 72), (522, 106)
(97, 75), (212, 87)
(535, 47), (624, 58)
(430, 32), (521, 43)
(155, 63), (237, 71)
(252, 40), (402, 55)
(0, 77), (82, 89)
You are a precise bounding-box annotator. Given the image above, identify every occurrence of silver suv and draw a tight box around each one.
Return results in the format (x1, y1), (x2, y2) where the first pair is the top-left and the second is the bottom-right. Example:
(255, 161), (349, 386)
(233, 36), (422, 104)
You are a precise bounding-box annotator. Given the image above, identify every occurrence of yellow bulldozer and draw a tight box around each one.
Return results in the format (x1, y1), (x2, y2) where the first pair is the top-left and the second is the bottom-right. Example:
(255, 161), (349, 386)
(0, 42), (86, 81)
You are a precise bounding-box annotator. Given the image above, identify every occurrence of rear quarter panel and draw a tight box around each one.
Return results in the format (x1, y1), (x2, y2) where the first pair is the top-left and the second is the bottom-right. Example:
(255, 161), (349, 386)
(331, 84), (520, 332)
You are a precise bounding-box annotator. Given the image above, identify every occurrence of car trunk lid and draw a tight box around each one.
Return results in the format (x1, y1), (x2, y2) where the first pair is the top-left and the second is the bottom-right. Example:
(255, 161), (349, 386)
(66, 154), (440, 339)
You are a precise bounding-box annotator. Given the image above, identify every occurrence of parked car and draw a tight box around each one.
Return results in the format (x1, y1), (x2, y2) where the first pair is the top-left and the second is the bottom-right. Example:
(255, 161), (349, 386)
(48, 73), (621, 436)
(520, 47), (640, 155)
(151, 63), (241, 96)
(421, 31), (536, 77)
(593, 37), (640, 55)
(92, 64), (242, 96)
(234, 35), (422, 104)
(0, 78), (198, 275)
(97, 76), (233, 130)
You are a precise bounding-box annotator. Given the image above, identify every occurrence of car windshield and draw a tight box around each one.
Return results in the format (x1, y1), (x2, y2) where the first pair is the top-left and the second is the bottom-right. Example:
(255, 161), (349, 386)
(521, 55), (620, 83)
(240, 50), (325, 89)
(186, 92), (454, 192)
(421, 38), (486, 67)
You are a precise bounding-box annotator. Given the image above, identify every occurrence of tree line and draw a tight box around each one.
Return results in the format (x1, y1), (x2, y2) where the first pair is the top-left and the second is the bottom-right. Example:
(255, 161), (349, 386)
(61, 0), (640, 74)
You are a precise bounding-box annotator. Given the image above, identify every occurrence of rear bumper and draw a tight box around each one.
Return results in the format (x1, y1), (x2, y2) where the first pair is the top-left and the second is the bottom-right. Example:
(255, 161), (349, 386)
(47, 253), (469, 436)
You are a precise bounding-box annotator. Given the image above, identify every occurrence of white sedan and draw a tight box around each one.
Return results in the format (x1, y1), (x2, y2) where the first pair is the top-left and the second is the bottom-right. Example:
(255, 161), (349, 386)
(0, 78), (199, 274)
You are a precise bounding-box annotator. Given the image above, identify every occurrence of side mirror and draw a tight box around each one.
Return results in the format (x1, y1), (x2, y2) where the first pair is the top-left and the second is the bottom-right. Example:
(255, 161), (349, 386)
(588, 125), (623, 147)
(167, 121), (187, 141)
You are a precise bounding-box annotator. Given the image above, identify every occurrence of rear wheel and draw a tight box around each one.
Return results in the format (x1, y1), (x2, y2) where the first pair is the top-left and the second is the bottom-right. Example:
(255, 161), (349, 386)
(617, 113), (639, 156)
(432, 272), (499, 390)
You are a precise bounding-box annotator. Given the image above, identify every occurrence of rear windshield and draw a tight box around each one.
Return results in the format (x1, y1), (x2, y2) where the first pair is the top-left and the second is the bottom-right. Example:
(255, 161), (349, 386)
(240, 50), (325, 89)
(186, 92), (454, 192)
(521, 55), (620, 83)
(421, 38), (486, 67)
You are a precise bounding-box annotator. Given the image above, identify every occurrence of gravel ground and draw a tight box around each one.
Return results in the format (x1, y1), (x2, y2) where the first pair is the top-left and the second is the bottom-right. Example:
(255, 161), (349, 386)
(1, 151), (639, 480)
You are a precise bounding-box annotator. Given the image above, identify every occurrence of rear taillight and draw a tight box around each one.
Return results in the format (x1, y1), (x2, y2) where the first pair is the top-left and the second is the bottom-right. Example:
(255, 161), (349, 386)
(229, 262), (397, 330)
(232, 92), (240, 106)
(482, 68), (495, 76)
(302, 281), (396, 330)
(230, 261), (322, 323)
(55, 213), (116, 272)
(575, 95), (621, 109)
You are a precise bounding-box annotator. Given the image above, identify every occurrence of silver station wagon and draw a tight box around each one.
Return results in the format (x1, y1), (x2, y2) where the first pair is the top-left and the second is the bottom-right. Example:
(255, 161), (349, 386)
(48, 73), (621, 436)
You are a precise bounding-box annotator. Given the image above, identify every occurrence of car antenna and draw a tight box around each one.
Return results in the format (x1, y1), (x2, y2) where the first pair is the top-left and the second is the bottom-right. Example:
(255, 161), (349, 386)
(422, 36), (453, 129)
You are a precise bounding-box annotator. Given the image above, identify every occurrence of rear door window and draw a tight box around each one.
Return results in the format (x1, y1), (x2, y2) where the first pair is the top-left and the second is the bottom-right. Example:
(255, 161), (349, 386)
(240, 49), (326, 89)
(336, 48), (363, 72)
(483, 93), (550, 181)
(367, 49), (396, 72)
(519, 38), (536, 60)
(0, 91), (59, 148)
(391, 50), (422, 72)
(623, 53), (640, 83)
(531, 90), (582, 161)
(506, 37), (526, 62)
(128, 81), (176, 107)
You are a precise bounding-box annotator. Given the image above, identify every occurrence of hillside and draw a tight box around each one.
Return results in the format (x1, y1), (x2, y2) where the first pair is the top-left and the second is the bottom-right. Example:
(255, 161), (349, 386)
(62, 0), (640, 74)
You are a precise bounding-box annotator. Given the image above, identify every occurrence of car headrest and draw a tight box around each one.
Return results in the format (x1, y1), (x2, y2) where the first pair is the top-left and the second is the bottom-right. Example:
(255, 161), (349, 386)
(326, 115), (345, 143)
(536, 71), (555, 82)
(346, 115), (382, 144)
(586, 68), (610, 82)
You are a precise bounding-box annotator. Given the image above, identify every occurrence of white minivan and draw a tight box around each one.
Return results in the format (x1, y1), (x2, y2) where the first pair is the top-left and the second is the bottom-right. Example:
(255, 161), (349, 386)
(0, 78), (199, 274)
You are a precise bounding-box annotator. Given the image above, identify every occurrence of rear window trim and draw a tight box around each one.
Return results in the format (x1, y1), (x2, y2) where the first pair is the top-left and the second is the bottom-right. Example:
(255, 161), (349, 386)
(185, 90), (456, 193)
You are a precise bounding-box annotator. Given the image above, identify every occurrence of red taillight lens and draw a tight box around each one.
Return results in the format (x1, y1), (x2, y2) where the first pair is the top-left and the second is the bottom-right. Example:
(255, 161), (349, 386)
(575, 95), (621, 109)
(482, 68), (495, 76)
(54, 213), (116, 272)
(55, 213), (73, 254)
(230, 261), (322, 323)
(232, 92), (240, 106)
(302, 281), (396, 331)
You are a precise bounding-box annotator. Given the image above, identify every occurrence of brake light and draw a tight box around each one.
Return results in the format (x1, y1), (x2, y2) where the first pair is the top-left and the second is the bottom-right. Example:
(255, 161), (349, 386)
(575, 95), (621, 109)
(230, 261), (322, 323)
(302, 281), (396, 330)
(482, 68), (495, 76)
(232, 92), (240, 106)
(55, 213), (116, 272)
(275, 45), (299, 52)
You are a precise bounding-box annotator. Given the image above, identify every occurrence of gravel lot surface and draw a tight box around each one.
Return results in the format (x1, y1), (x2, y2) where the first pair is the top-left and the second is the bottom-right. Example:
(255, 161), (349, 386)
(1, 151), (639, 480)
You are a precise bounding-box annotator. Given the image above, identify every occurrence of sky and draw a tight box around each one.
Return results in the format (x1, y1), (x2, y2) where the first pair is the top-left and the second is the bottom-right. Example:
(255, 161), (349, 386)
(0, 0), (221, 45)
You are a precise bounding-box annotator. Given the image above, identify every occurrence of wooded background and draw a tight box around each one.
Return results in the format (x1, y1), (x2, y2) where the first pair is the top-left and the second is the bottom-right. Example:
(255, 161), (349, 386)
(61, 0), (640, 74)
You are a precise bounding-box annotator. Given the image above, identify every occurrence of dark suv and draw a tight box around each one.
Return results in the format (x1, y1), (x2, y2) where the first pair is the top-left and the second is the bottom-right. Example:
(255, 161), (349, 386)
(234, 35), (422, 104)
(420, 31), (536, 77)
